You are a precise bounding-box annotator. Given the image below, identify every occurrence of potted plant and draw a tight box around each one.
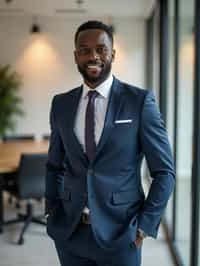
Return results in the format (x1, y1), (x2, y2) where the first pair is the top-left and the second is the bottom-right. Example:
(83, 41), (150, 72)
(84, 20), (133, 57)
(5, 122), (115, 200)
(0, 65), (24, 138)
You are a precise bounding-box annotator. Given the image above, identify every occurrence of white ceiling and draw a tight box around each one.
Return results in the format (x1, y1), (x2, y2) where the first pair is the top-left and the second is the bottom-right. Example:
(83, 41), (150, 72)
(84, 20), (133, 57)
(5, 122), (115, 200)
(0, 0), (156, 18)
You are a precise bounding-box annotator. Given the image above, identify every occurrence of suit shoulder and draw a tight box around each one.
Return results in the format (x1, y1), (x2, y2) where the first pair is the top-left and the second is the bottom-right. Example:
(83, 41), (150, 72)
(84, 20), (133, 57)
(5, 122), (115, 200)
(120, 81), (149, 98)
(52, 86), (81, 103)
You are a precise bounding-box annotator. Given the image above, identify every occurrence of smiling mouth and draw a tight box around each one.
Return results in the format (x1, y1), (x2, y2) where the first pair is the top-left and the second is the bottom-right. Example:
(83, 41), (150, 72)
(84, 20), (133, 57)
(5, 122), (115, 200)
(86, 64), (103, 71)
(85, 64), (104, 76)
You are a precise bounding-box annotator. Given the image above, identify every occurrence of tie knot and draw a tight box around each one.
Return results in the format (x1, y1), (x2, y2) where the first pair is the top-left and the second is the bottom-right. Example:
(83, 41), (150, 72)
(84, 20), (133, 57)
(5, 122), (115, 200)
(87, 90), (99, 100)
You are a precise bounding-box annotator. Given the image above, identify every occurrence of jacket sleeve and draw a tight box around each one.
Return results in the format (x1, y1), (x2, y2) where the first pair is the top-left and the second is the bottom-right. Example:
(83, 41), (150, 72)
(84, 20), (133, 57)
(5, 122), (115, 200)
(138, 90), (175, 238)
(45, 95), (65, 215)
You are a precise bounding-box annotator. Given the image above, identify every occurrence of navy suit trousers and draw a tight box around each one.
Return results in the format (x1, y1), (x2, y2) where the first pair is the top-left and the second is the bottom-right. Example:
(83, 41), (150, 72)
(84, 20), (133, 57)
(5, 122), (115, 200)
(54, 221), (142, 266)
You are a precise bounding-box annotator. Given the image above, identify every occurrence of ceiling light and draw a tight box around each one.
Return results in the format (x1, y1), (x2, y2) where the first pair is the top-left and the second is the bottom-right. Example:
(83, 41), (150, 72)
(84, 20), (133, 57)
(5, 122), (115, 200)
(30, 23), (41, 34)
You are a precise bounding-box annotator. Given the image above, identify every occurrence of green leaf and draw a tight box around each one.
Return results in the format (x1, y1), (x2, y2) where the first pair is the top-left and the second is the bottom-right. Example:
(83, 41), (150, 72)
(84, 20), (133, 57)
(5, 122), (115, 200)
(0, 65), (24, 137)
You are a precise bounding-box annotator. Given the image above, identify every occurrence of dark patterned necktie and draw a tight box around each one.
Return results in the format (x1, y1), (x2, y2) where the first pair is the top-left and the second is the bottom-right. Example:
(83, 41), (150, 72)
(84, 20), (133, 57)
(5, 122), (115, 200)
(85, 90), (99, 161)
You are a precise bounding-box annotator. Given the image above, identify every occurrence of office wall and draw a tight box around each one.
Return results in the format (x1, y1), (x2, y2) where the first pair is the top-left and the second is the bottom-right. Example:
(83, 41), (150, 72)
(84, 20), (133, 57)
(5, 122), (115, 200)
(0, 16), (146, 138)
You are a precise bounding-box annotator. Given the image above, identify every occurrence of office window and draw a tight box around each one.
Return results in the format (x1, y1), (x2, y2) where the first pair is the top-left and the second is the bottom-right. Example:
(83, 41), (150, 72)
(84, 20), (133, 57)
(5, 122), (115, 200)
(175, 0), (195, 264)
(152, 5), (160, 101)
(165, 0), (175, 233)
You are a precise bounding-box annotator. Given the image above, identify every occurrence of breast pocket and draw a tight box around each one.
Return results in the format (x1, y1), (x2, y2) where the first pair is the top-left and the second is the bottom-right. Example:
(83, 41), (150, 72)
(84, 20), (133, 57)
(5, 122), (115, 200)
(114, 121), (134, 128)
(113, 117), (137, 138)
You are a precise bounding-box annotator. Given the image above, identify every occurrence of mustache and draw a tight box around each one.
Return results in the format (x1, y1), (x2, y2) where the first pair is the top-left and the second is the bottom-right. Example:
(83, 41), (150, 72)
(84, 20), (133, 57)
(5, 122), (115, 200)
(85, 60), (103, 66)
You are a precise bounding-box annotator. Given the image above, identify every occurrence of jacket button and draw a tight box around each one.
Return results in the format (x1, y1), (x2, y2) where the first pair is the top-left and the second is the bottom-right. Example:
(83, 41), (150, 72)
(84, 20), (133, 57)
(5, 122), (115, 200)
(88, 169), (94, 176)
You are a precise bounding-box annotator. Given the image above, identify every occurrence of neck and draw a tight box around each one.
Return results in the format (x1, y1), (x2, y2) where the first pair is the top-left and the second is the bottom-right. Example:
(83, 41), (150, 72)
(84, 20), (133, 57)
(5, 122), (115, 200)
(84, 80), (102, 89)
(84, 74), (111, 89)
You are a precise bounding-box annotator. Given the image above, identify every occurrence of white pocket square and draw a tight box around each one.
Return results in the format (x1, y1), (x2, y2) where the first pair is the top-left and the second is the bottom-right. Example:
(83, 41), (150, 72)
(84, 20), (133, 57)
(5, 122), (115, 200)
(115, 119), (133, 124)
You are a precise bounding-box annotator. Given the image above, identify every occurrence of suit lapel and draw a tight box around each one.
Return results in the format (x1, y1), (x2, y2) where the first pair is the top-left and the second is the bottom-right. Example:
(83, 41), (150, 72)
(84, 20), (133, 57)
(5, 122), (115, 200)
(95, 78), (125, 160)
(67, 86), (88, 164)
(65, 78), (125, 164)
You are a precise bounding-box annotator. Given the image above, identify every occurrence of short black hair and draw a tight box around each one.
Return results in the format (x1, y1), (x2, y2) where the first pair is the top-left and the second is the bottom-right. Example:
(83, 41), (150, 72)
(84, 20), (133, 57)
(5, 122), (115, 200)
(74, 20), (114, 46)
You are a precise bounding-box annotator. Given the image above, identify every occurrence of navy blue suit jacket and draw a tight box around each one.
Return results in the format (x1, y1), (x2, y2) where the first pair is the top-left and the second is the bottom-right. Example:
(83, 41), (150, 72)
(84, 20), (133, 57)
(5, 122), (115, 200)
(45, 77), (175, 251)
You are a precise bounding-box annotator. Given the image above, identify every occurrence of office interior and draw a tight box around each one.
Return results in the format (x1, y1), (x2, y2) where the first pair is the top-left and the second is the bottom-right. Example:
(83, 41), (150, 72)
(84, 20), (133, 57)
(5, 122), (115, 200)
(0, 0), (200, 265)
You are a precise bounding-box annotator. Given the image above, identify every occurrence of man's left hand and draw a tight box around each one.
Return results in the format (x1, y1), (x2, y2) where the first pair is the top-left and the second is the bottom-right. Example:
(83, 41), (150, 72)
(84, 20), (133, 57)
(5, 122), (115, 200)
(134, 235), (144, 248)
(134, 229), (147, 248)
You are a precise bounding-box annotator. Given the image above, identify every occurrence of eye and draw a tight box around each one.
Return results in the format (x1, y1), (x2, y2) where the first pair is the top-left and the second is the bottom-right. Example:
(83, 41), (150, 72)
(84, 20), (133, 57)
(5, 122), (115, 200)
(96, 46), (109, 55)
(76, 46), (110, 56)
(77, 47), (91, 56)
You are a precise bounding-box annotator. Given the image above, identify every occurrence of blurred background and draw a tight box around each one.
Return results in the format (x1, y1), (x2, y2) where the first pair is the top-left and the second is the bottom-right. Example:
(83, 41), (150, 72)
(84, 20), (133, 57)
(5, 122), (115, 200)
(0, 0), (200, 265)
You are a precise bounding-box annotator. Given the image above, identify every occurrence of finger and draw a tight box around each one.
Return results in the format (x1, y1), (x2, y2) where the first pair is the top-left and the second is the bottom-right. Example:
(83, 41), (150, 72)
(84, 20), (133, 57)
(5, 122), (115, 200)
(134, 238), (143, 247)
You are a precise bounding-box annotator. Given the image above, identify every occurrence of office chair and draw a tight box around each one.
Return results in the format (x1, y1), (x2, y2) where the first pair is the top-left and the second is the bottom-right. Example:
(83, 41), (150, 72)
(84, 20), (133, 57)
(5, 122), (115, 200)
(4, 153), (47, 245)
(2, 134), (35, 208)
(2, 134), (35, 142)
(42, 134), (50, 140)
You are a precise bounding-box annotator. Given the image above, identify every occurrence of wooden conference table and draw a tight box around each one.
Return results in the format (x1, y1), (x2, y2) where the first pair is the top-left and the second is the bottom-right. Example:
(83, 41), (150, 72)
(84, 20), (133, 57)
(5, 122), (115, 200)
(0, 140), (49, 233)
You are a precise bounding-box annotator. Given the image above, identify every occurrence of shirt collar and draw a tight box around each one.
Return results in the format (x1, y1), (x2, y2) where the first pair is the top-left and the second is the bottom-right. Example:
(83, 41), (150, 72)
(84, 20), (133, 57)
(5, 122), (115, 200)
(82, 74), (113, 99)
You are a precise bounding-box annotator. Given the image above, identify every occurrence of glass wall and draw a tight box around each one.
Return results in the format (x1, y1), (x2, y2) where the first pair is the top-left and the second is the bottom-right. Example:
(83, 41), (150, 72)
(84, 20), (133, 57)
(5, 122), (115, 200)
(175, 0), (195, 264)
(148, 0), (199, 265)
(165, 0), (175, 234)
(152, 5), (160, 101)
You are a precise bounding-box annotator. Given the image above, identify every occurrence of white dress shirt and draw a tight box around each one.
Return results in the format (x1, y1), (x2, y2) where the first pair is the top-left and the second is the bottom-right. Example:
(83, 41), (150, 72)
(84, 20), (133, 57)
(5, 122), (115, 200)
(74, 74), (113, 151)
(74, 74), (113, 214)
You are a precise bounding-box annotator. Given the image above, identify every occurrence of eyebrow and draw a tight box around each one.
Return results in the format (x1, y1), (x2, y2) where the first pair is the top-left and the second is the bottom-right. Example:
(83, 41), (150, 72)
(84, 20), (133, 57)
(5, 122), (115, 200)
(77, 44), (88, 47)
(78, 44), (108, 48)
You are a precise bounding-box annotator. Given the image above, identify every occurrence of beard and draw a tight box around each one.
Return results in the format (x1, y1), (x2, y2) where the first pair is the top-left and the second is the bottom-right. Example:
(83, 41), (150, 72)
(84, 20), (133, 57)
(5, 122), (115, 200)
(77, 61), (112, 86)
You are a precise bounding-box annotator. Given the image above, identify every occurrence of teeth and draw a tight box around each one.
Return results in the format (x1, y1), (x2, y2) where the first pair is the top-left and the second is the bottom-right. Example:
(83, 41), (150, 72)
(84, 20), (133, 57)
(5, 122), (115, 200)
(87, 65), (100, 69)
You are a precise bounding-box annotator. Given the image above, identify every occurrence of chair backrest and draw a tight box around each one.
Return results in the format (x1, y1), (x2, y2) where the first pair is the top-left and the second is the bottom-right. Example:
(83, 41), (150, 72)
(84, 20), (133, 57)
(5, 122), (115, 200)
(3, 134), (35, 142)
(42, 134), (50, 140)
(17, 153), (47, 199)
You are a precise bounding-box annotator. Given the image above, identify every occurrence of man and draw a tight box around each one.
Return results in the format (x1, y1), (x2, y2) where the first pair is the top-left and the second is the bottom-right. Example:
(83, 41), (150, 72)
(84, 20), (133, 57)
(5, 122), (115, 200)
(45, 20), (175, 266)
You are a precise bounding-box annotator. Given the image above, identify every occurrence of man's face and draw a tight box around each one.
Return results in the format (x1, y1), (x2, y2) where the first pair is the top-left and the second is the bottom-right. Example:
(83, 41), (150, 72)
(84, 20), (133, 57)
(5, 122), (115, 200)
(74, 29), (115, 88)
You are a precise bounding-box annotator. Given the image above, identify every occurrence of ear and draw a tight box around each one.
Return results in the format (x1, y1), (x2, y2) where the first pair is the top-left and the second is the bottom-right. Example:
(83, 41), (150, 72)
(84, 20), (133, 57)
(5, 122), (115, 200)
(111, 49), (116, 62)
(74, 50), (78, 64)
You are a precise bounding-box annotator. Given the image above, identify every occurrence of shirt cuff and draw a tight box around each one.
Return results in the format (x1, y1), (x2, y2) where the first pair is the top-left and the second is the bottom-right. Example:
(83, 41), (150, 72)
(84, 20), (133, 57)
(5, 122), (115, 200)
(137, 228), (148, 238)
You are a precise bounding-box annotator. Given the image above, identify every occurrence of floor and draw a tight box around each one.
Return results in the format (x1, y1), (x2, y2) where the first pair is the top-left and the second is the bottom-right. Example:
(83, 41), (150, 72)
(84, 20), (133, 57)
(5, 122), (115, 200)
(0, 194), (175, 266)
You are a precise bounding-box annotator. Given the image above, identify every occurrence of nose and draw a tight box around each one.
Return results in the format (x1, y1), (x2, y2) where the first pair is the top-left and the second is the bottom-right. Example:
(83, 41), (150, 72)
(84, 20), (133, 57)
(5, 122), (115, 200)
(89, 49), (100, 60)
